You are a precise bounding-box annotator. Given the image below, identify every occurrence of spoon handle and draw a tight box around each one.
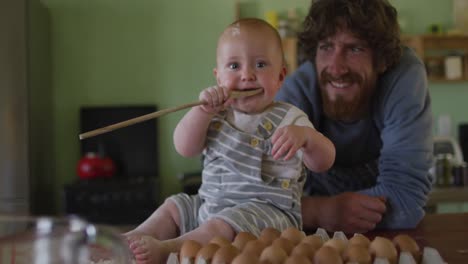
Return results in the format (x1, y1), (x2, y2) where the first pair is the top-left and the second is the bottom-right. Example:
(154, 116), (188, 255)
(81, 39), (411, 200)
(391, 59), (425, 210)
(78, 88), (261, 140)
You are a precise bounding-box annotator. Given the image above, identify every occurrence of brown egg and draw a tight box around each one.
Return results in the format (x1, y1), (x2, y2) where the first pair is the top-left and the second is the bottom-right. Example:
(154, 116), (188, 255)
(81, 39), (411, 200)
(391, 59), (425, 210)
(209, 236), (232, 247)
(349, 234), (371, 248)
(302, 234), (324, 249)
(314, 245), (343, 264)
(281, 226), (306, 245)
(323, 238), (347, 255)
(259, 227), (281, 245)
(195, 243), (220, 263)
(272, 237), (294, 255)
(291, 242), (316, 261)
(284, 254), (312, 264)
(369, 236), (398, 264)
(231, 251), (259, 264)
(211, 244), (240, 264)
(259, 244), (288, 264)
(243, 239), (267, 257)
(232, 231), (257, 250)
(180, 240), (202, 263)
(392, 234), (421, 262)
(343, 244), (371, 264)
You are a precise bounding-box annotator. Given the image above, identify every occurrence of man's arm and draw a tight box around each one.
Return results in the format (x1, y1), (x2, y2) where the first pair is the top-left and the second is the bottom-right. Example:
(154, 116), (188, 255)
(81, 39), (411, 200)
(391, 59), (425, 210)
(358, 48), (433, 228)
(302, 193), (386, 234)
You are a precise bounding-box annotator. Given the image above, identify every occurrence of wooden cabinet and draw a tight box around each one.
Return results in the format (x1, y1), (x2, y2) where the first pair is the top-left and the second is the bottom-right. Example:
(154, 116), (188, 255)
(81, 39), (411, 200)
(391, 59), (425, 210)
(426, 186), (468, 214)
(402, 34), (468, 82)
(282, 37), (298, 74)
(283, 34), (468, 82)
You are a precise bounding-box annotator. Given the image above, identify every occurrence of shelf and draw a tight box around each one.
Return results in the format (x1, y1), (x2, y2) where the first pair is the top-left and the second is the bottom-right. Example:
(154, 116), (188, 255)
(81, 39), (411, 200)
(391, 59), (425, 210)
(428, 77), (468, 83)
(417, 34), (468, 51)
(402, 34), (468, 82)
(402, 34), (468, 57)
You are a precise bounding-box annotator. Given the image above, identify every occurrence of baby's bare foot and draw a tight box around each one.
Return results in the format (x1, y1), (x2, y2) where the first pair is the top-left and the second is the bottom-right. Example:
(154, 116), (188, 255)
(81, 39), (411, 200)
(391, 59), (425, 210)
(127, 235), (171, 264)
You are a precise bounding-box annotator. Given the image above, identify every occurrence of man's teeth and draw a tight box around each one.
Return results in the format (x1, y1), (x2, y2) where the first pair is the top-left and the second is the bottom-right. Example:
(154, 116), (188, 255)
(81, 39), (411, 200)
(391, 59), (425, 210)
(330, 81), (349, 88)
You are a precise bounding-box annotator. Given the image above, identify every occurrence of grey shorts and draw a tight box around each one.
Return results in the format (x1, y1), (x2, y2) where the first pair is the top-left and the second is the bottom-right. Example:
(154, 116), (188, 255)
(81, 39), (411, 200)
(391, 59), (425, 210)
(167, 193), (300, 237)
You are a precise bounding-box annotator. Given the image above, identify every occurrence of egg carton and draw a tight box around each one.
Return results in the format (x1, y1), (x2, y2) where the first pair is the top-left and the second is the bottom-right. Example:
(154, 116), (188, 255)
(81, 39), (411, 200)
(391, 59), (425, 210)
(165, 228), (446, 264)
(315, 228), (445, 264)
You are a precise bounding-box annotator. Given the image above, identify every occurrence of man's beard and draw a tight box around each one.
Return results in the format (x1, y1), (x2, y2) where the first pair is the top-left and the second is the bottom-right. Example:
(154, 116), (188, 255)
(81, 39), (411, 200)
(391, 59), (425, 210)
(319, 70), (376, 122)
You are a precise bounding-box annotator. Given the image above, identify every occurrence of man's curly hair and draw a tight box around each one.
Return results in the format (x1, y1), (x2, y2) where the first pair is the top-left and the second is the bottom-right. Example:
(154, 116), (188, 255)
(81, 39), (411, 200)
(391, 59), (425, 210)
(299, 0), (402, 71)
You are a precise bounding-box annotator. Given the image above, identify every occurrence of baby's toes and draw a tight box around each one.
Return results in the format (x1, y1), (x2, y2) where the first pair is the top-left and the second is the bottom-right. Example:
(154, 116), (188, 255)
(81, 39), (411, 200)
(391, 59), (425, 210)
(128, 236), (149, 255)
(134, 252), (151, 263)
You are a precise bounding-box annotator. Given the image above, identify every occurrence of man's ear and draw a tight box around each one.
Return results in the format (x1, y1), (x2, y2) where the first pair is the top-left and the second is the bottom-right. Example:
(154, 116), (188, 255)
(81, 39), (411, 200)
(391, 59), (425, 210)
(377, 63), (387, 74)
(377, 61), (387, 74)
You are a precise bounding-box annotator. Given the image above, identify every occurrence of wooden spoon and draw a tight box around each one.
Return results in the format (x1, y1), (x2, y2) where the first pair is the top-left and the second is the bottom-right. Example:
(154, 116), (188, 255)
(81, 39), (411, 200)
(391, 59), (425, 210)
(79, 88), (262, 140)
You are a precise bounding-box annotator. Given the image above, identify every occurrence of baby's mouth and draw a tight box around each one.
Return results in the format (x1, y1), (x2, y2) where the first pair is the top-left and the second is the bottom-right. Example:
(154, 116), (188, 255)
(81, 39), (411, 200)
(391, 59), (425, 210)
(231, 88), (262, 99)
(235, 87), (262, 91)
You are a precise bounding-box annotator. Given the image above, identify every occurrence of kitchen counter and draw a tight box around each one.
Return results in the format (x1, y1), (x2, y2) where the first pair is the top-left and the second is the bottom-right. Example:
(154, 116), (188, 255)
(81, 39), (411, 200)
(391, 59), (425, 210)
(116, 213), (468, 263)
(368, 212), (468, 264)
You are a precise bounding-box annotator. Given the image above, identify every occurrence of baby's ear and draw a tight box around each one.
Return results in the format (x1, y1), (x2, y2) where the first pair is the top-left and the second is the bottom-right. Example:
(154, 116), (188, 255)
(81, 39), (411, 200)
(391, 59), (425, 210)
(213, 68), (221, 84)
(279, 65), (287, 81)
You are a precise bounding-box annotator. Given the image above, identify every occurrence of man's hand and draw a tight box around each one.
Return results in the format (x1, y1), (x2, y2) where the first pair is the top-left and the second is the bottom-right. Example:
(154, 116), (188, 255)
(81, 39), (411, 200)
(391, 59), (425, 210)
(302, 192), (387, 234)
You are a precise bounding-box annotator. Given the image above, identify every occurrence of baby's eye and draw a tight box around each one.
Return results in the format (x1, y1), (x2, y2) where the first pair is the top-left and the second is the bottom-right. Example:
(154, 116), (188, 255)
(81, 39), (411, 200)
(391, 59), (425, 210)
(229, 63), (239, 70)
(256, 62), (266, 68)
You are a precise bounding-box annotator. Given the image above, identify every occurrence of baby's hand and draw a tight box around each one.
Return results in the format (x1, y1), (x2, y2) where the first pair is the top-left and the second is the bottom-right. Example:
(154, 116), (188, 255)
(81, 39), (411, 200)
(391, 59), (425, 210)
(271, 125), (308, 160)
(199, 85), (231, 114)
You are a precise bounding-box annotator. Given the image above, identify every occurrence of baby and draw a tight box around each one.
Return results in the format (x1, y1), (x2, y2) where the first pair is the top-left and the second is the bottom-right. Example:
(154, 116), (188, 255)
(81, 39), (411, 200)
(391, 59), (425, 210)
(125, 18), (335, 264)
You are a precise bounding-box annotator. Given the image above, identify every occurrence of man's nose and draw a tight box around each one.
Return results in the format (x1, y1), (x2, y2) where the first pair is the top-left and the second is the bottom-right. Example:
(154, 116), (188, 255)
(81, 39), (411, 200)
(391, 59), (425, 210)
(327, 50), (349, 77)
(241, 66), (256, 81)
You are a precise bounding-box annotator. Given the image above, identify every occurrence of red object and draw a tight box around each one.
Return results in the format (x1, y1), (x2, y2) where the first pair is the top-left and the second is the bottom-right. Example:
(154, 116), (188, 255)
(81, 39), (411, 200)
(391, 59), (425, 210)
(77, 152), (116, 179)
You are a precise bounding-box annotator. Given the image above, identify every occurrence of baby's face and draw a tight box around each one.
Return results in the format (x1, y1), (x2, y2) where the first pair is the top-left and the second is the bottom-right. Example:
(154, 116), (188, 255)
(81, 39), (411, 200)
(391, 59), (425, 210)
(214, 23), (285, 114)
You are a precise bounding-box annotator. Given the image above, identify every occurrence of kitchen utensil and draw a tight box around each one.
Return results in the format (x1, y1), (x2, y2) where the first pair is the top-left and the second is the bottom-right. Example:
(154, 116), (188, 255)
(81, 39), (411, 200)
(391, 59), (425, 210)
(78, 88), (262, 140)
(76, 152), (116, 179)
(0, 215), (133, 264)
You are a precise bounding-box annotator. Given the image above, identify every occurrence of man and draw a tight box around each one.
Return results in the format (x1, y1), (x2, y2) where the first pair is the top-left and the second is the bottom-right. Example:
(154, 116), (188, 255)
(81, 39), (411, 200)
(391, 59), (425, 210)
(276, 0), (433, 234)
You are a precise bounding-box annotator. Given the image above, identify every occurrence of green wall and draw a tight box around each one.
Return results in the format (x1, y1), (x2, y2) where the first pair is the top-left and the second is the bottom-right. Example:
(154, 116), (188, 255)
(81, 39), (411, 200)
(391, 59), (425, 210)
(34, 0), (468, 214)
(40, 0), (236, 212)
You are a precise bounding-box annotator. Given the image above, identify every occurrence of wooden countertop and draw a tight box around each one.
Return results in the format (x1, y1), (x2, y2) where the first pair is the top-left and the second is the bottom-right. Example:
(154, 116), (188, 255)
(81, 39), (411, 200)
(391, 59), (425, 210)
(117, 213), (468, 262)
(368, 213), (468, 264)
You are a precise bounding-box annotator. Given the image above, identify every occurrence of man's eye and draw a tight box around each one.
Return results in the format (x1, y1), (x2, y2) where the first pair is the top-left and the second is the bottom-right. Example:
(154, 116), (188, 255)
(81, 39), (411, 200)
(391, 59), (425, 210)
(318, 44), (331, 51)
(229, 63), (239, 69)
(351, 47), (364, 53)
(256, 62), (266, 68)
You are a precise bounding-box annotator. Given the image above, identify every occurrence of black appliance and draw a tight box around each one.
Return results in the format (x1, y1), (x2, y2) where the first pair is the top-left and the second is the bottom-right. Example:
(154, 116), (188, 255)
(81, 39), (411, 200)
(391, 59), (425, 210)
(460, 123), (468, 162)
(64, 105), (159, 225)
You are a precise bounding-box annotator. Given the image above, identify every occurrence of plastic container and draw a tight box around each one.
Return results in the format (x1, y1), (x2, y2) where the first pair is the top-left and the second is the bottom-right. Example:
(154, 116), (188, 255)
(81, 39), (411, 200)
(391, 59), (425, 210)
(165, 228), (445, 264)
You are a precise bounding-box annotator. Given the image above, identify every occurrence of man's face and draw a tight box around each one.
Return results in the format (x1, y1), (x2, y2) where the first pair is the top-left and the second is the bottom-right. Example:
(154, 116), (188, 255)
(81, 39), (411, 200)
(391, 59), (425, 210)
(315, 28), (378, 121)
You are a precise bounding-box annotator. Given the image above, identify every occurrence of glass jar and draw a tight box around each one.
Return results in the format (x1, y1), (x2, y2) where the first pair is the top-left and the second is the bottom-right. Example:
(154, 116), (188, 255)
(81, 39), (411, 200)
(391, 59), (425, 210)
(0, 215), (133, 264)
(435, 153), (453, 187)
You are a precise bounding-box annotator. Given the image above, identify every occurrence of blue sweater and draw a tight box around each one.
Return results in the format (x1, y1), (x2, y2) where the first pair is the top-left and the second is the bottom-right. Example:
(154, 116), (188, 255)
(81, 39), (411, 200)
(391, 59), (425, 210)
(276, 47), (433, 229)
